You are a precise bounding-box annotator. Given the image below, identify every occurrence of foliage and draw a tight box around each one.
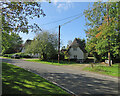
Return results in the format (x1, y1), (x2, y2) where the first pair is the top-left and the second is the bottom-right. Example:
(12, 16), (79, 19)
(3, 53), (14, 57)
(2, 32), (23, 54)
(50, 53), (64, 60)
(15, 52), (32, 58)
(77, 38), (86, 49)
(2, 2), (45, 33)
(0, 31), (2, 54)
(1, 2), (46, 55)
(2, 62), (69, 94)
(3, 52), (32, 58)
(25, 31), (58, 60)
(84, 2), (119, 61)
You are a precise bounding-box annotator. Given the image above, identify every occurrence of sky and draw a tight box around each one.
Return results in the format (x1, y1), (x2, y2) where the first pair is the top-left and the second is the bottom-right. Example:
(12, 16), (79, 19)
(19, 2), (94, 47)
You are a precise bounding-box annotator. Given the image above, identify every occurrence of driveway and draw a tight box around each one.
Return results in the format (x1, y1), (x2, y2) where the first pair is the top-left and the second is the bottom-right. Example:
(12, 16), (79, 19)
(1, 58), (119, 95)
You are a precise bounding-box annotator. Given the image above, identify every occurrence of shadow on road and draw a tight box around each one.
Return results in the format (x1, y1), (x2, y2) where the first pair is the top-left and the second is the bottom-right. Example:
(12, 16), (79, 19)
(39, 73), (118, 95)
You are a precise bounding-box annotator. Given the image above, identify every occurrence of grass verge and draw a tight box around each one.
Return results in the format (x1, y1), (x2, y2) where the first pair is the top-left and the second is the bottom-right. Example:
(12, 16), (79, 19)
(25, 59), (79, 65)
(2, 62), (70, 95)
(0, 56), (11, 59)
(83, 63), (119, 77)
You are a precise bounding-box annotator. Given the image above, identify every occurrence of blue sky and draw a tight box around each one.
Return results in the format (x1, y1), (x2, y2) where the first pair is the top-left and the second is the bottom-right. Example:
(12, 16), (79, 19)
(19, 2), (94, 47)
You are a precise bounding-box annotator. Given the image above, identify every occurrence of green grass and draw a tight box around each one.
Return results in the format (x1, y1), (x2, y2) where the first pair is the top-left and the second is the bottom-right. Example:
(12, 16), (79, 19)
(83, 63), (119, 77)
(2, 62), (70, 95)
(0, 56), (12, 59)
(0, 56), (26, 59)
(25, 59), (79, 65)
(87, 57), (94, 59)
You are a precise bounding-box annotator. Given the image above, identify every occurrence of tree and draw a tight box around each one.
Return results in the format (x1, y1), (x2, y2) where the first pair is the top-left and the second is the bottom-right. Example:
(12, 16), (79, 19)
(1, 2), (46, 54)
(84, 2), (119, 64)
(61, 46), (66, 50)
(2, 2), (45, 33)
(2, 32), (23, 54)
(77, 38), (86, 49)
(25, 31), (58, 60)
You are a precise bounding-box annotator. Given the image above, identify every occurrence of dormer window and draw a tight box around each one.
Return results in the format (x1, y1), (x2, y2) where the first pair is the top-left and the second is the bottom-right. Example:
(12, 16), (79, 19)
(73, 47), (77, 51)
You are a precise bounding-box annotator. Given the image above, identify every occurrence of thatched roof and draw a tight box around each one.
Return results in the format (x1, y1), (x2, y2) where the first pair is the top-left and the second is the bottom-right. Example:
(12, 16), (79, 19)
(24, 39), (33, 46)
(68, 38), (87, 53)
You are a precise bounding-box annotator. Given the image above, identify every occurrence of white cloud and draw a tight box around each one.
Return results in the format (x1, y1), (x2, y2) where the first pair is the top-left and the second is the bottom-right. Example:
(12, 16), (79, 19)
(57, 3), (65, 8)
(53, 0), (58, 6)
(54, 2), (74, 11)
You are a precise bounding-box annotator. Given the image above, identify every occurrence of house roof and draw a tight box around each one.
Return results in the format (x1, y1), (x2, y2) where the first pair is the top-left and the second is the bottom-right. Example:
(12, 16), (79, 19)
(67, 38), (87, 53)
(24, 39), (33, 46)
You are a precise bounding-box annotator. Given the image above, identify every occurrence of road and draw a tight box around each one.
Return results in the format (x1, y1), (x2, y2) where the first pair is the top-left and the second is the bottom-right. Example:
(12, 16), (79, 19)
(1, 58), (119, 95)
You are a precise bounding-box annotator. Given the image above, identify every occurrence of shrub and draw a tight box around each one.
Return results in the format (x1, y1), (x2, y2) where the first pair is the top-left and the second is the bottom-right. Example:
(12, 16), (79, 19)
(49, 53), (64, 60)
(15, 53), (24, 57)
(15, 53), (32, 58)
(3, 54), (9, 57)
(22, 54), (32, 58)
(3, 53), (32, 58)
(3, 54), (14, 57)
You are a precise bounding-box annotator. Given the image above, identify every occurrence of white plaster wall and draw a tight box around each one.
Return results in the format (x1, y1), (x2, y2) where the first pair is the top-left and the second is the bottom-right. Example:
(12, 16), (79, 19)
(21, 48), (25, 53)
(69, 47), (84, 59)
(32, 53), (40, 58)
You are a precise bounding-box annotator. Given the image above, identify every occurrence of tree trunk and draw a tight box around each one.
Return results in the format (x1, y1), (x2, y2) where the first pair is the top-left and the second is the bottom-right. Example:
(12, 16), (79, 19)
(43, 52), (47, 60)
(108, 51), (111, 66)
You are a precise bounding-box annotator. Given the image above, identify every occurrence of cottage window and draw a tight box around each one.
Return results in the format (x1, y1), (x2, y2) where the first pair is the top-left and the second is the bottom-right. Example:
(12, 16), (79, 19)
(73, 47), (77, 51)
(74, 55), (77, 59)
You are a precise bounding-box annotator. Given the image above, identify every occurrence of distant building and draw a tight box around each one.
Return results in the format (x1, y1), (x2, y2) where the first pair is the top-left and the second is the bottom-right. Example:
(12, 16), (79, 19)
(67, 38), (88, 62)
(21, 39), (39, 58)
(21, 39), (33, 53)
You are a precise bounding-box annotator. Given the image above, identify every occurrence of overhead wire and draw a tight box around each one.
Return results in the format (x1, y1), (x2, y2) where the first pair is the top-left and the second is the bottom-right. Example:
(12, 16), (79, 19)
(3, 5), (102, 31)
(60, 13), (83, 27)
(43, 13), (84, 31)
(40, 12), (83, 26)
(45, 4), (103, 30)
(40, 4), (102, 28)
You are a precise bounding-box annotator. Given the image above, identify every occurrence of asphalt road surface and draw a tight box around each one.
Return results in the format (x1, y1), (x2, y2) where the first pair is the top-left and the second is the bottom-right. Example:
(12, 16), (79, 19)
(1, 58), (119, 95)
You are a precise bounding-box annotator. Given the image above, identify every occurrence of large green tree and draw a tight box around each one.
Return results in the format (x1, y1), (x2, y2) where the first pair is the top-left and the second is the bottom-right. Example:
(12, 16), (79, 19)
(84, 2), (119, 63)
(25, 31), (58, 60)
(2, 32), (23, 54)
(1, 2), (46, 54)
(2, 2), (45, 33)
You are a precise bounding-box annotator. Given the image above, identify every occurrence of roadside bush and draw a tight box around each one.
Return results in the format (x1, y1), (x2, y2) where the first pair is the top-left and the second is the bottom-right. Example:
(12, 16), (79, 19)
(3, 54), (9, 57)
(3, 53), (32, 58)
(22, 54), (32, 58)
(49, 53), (64, 60)
(15, 53), (32, 58)
(15, 53), (24, 57)
(3, 54), (14, 57)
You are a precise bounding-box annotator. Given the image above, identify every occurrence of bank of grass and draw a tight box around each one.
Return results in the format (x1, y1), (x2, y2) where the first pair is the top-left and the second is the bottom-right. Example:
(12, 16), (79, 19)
(83, 63), (119, 77)
(25, 59), (79, 65)
(1, 56), (26, 59)
(2, 62), (69, 95)
(0, 56), (11, 59)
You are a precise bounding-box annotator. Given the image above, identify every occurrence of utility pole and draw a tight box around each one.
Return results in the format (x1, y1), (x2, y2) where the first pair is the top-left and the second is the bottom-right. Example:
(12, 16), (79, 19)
(106, 3), (111, 66)
(58, 25), (60, 63)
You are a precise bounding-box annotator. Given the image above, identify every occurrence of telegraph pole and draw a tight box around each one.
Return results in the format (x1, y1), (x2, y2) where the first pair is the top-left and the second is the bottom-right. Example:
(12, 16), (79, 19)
(106, 3), (111, 66)
(58, 25), (60, 63)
